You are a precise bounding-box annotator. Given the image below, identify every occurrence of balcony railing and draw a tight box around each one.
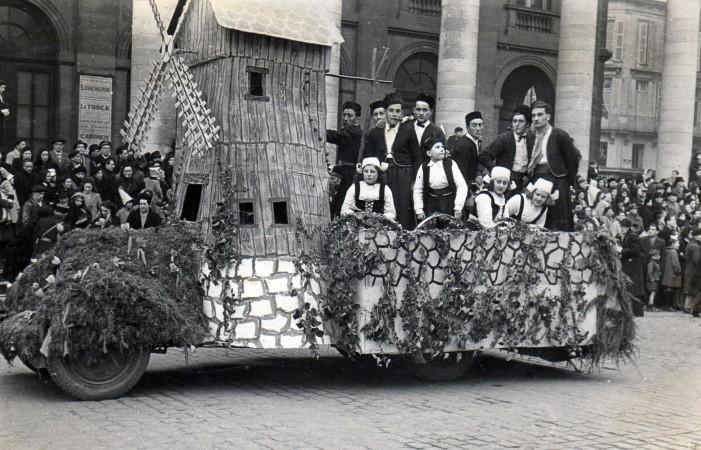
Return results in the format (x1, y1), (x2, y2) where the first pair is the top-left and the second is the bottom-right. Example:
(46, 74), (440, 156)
(505, 5), (559, 34)
(407, 0), (441, 16)
(602, 114), (657, 134)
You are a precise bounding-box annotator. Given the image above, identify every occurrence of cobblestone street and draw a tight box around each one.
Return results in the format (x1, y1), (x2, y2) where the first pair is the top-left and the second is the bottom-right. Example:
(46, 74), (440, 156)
(1, 312), (700, 449)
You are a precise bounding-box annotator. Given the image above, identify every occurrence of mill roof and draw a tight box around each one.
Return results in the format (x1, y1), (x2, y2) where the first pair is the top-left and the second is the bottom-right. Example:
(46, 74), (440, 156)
(208, 0), (344, 47)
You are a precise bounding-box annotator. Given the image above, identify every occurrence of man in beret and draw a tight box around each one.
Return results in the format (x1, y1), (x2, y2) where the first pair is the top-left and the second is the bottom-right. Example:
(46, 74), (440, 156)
(479, 104), (534, 194)
(452, 111), (484, 185)
(126, 191), (162, 230)
(446, 127), (464, 157)
(527, 101), (581, 231)
(327, 100), (364, 217)
(364, 92), (422, 228)
(411, 93), (445, 163)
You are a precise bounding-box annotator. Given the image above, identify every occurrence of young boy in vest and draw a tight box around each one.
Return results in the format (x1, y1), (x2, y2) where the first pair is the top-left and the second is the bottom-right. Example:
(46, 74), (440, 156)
(413, 138), (468, 221)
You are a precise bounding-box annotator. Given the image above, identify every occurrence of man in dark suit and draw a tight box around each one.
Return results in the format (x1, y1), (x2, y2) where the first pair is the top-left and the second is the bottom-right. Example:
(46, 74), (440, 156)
(446, 127), (464, 157)
(527, 101), (581, 231)
(327, 101), (364, 217)
(620, 218), (645, 316)
(410, 93), (445, 163)
(478, 105), (534, 195)
(0, 81), (9, 148)
(126, 191), (162, 230)
(452, 111), (483, 185)
(49, 139), (72, 179)
(364, 92), (422, 228)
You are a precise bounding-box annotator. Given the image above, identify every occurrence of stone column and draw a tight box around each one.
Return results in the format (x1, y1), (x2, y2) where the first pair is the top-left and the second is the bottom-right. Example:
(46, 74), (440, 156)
(130, 0), (179, 155)
(554, 0), (599, 178)
(324, 0), (343, 166)
(656, 0), (701, 179)
(434, 0), (480, 134)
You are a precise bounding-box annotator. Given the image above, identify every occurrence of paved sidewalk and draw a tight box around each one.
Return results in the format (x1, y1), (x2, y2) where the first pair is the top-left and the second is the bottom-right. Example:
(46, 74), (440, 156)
(1, 312), (700, 449)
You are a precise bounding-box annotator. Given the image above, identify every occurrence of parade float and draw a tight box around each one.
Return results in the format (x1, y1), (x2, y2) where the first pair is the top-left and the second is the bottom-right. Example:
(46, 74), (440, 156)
(0, 0), (635, 400)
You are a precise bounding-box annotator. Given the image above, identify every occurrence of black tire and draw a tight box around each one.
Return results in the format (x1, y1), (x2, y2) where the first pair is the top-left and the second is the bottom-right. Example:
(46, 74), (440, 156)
(406, 352), (473, 382)
(47, 347), (150, 400)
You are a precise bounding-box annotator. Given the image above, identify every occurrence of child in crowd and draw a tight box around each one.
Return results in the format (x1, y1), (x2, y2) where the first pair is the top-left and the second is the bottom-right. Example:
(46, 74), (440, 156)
(340, 157), (396, 221)
(413, 138), (468, 221)
(647, 249), (661, 309)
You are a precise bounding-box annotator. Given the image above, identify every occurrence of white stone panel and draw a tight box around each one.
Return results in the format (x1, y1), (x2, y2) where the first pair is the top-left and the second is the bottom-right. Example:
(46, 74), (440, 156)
(261, 314), (289, 332)
(276, 294), (301, 313)
(266, 275), (290, 293)
(255, 259), (276, 278)
(207, 281), (223, 298)
(249, 299), (274, 317)
(234, 320), (258, 340)
(277, 258), (297, 274)
(241, 279), (265, 298)
(280, 333), (304, 348)
(259, 333), (279, 348)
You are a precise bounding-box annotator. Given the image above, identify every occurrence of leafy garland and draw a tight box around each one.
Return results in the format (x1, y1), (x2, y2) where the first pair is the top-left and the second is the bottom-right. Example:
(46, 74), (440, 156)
(296, 216), (635, 367)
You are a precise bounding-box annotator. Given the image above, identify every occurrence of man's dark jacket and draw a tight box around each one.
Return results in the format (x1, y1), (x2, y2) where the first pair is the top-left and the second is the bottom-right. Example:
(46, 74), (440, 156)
(478, 131), (534, 172)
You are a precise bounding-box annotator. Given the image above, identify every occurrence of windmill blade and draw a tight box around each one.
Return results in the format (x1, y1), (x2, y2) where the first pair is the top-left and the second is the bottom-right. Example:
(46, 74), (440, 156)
(168, 56), (220, 158)
(148, 0), (169, 44)
(121, 59), (169, 156)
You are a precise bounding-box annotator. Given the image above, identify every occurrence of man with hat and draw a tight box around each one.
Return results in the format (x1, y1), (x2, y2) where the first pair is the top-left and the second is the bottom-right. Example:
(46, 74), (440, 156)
(479, 104), (534, 194)
(327, 100), (364, 217)
(49, 138), (72, 178)
(526, 101), (581, 231)
(619, 217), (645, 316)
(452, 111), (484, 185)
(369, 100), (386, 127)
(446, 127), (464, 157)
(364, 92), (422, 228)
(126, 190), (162, 230)
(410, 93), (445, 162)
(73, 140), (91, 176)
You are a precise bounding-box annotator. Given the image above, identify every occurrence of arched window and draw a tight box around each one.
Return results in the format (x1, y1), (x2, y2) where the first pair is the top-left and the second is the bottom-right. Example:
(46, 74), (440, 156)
(393, 52), (438, 112)
(0, 2), (57, 149)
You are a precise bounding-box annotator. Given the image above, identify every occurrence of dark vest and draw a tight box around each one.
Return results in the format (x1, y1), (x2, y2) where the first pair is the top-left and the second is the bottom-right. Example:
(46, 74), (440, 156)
(422, 159), (456, 195)
(354, 181), (386, 214)
(471, 191), (504, 221)
(514, 194), (547, 224)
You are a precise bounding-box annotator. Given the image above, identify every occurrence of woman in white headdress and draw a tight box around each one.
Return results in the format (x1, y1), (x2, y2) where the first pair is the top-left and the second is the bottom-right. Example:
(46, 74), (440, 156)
(470, 166), (512, 229)
(506, 178), (558, 229)
(340, 157), (396, 221)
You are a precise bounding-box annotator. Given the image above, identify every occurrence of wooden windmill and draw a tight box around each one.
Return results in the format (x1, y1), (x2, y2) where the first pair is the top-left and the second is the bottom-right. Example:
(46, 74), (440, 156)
(120, 0), (220, 158)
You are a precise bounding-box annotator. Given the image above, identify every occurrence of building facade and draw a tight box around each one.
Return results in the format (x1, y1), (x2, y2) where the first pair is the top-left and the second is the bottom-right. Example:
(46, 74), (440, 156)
(601, 0), (701, 178)
(0, 0), (132, 151)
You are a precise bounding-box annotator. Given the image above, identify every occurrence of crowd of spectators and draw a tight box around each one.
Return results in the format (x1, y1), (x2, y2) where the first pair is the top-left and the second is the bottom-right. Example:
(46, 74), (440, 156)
(573, 165), (701, 317)
(0, 138), (172, 282)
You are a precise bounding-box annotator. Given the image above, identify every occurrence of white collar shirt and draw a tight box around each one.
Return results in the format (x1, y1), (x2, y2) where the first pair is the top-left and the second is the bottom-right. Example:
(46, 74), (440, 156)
(414, 120), (430, 144)
(512, 132), (529, 173)
(384, 123), (399, 157)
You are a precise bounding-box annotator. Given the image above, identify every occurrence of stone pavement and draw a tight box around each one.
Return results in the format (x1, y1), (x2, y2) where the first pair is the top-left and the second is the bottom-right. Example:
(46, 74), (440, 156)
(1, 312), (700, 449)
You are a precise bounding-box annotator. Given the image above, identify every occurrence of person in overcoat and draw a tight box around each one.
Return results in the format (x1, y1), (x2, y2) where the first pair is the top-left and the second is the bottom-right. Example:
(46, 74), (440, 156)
(683, 229), (701, 316)
(620, 218), (645, 316)
(658, 233), (682, 310)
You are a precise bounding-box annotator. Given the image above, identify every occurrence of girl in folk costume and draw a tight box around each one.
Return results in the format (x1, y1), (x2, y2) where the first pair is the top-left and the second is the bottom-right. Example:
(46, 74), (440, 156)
(506, 178), (558, 228)
(340, 157), (397, 221)
(470, 166), (512, 229)
(413, 138), (468, 221)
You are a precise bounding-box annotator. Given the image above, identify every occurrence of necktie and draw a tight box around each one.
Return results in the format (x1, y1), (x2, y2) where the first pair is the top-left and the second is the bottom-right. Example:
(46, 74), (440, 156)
(527, 132), (545, 176)
(416, 123), (425, 128)
(517, 134), (525, 142)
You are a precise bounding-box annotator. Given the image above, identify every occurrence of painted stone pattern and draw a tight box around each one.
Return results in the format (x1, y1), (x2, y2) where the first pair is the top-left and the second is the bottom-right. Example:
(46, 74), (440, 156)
(354, 228), (601, 354)
(201, 227), (606, 353)
(201, 257), (324, 349)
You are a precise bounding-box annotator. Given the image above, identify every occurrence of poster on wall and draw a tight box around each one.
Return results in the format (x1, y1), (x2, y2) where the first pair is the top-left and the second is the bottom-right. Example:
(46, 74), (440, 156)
(78, 74), (112, 146)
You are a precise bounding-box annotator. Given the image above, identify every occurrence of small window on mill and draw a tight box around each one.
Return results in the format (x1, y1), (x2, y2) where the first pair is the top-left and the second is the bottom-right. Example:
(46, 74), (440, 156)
(272, 201), (289, 225)
(246, 66), (270, 101)
(238, 202), (255, 225)
(180, 184), (203, 221)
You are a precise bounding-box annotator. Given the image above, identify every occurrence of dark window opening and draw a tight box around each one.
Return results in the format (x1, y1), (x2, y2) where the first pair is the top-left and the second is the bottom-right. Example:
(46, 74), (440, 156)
(238, 202), (255, 225)
(272, 201), (289, 225)
(180, 183), (203, 221)
(250, 72), (264, 96)
(245, 66), (269, 101)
